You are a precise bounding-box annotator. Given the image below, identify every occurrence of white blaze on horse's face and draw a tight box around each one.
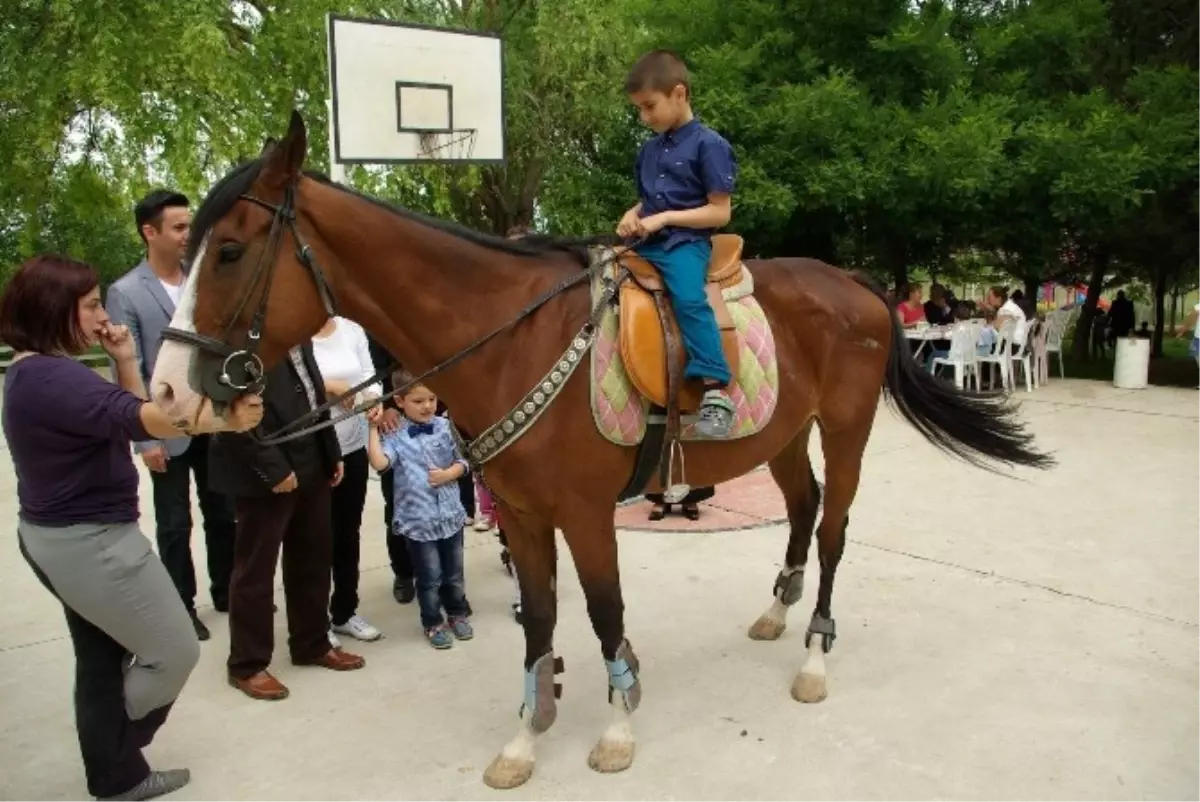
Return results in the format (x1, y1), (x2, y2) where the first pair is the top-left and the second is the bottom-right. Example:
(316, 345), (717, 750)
(150, 241), (226, 434)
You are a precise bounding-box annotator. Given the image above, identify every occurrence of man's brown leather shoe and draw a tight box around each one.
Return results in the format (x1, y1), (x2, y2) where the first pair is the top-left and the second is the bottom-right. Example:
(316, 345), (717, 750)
(228, 671), (289, 701)
(293, 648), (365, 671)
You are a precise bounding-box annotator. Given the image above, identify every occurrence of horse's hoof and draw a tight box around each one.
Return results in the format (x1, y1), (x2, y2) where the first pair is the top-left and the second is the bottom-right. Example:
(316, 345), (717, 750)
(791, 671), (827, 704)
(483, 755), (534, 789)
(748, 614), (786, 641)
(587, 737), (635, 773)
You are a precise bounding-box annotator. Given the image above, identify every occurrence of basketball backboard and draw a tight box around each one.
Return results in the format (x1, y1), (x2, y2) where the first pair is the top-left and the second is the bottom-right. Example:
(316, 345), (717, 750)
(327, 15), (505, 164)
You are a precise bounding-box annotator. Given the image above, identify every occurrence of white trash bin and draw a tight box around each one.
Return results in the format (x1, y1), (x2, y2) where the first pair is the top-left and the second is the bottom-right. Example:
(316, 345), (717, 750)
(1113, 337), (1150, 389)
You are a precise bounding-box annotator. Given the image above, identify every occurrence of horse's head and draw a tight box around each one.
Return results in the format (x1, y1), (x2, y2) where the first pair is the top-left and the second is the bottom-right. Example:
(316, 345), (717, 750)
(151, 111), (339, 432)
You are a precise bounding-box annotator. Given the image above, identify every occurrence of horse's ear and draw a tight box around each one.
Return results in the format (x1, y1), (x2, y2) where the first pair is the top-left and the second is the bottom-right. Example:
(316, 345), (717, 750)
(262, 110), (307, 187)
(259, 136), (277, 157)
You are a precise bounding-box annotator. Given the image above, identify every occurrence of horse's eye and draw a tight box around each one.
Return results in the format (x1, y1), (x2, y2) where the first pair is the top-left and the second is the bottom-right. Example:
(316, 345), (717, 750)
(218, 243), (243, 264)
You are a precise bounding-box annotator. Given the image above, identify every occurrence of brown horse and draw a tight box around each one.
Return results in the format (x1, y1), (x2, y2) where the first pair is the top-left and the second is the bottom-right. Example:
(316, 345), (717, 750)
(150, 113), (1050, 789)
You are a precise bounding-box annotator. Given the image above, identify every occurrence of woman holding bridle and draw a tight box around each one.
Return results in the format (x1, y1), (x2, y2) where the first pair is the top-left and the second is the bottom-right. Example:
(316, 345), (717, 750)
(0, 255), (262, 801)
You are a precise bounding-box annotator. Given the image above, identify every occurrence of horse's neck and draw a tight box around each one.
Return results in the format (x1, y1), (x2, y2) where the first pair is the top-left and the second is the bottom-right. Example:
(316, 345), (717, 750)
(311, 188), (578, 434)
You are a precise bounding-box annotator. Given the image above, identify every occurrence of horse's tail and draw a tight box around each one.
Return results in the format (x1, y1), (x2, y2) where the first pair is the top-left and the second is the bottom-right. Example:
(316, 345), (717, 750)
(849, 272), (1054, 472)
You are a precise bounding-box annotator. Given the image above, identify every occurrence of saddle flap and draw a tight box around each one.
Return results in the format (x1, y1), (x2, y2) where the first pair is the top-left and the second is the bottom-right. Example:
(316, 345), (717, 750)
(617, 278), (742, 412)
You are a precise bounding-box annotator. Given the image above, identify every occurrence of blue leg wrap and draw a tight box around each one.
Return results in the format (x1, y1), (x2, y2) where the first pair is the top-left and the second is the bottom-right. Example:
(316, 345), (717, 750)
(520, 652), (563, 733)
(604, 639), (642, 712)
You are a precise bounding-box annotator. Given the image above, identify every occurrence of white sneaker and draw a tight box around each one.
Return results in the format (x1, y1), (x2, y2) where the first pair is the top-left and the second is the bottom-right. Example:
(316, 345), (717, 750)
(473, 517), (493, 532)
(332, 614), (382, 642)
(327, 630), (342, 650)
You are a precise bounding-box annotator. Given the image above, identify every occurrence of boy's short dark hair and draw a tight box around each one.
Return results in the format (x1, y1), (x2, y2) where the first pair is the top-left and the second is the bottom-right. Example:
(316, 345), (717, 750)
(989, 286), (1009, 303)
(134, 189), (189, 243)
(391, 368), (426, 399)
(624, 49), (690, 98)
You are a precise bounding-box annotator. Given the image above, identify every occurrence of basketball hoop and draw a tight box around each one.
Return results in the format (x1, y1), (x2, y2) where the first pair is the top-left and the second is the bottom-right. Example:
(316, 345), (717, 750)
(416, 128), (478, 161)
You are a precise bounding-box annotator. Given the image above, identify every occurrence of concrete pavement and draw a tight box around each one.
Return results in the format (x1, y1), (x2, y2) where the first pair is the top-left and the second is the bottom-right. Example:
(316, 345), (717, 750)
(0, 380), (1196, 800)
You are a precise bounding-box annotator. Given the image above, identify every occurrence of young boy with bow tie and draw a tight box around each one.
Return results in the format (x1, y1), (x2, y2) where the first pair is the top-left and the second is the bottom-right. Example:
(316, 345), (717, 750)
(366, 370), (474, 649)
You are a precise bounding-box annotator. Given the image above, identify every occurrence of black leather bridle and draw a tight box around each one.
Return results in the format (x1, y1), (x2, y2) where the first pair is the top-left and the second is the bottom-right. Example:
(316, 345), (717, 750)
(157, 178), (620, 448)
(160, 184), (338, 406)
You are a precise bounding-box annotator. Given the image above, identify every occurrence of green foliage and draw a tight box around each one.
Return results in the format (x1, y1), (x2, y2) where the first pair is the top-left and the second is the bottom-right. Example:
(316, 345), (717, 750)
(0, 0), (1195, 347)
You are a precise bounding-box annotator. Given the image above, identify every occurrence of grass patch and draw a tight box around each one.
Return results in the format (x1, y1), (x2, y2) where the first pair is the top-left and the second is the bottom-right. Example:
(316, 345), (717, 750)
(1061, 336), (1198, 388)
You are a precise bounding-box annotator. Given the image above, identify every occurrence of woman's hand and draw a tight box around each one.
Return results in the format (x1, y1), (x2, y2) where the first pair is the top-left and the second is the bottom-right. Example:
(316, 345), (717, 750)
(227, 394), (264, 432)
(98, 322), (135, 362)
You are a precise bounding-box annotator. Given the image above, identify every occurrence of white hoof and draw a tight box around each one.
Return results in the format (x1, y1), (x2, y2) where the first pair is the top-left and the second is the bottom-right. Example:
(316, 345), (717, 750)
(483, 755), (535, 789)
(587, 737), (635, 773)
(748, 614), (786, 641)
(791, 671), (827, 703)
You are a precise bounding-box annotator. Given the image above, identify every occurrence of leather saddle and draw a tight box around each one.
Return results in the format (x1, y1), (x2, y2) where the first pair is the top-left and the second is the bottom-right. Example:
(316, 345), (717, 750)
(614, 234), (746, 412)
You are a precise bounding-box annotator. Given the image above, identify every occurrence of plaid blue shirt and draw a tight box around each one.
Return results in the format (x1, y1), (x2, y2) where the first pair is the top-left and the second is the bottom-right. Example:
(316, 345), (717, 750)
(379, 415), (469, 542)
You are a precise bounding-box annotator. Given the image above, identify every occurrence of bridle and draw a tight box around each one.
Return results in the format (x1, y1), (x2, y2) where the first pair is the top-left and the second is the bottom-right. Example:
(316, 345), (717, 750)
(160, 177), (630, 448)
(160, 184), (338, 406)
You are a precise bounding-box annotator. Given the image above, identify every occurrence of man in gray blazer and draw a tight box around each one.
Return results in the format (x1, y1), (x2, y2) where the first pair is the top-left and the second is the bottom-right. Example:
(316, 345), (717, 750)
(106, 189), (236, 642)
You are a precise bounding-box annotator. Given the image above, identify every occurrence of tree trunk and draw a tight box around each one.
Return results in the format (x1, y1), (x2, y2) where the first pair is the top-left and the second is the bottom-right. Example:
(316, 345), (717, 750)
(1152, 266), (1168, 358)
(1170, 290), (1179, 329)
(1071, 250), (1109, 362)
(888, 237), (908, 294)
(1024, 275), (1040, 316)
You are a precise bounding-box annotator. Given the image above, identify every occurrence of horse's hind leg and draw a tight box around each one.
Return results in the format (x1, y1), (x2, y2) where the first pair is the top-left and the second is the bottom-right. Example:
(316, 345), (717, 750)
(749, 423), (821, 641)
(791, 421), (869, 704)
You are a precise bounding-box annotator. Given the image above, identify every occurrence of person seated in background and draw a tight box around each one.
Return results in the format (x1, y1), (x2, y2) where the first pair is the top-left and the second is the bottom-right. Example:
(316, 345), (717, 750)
(978, 310), (998, 356)
(1135, 322), (1151, 340)
(896, 283), (926, 329)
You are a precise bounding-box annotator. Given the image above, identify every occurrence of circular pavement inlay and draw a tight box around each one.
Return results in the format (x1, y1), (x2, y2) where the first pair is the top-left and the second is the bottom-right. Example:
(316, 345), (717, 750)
(615, 468), (791, 533)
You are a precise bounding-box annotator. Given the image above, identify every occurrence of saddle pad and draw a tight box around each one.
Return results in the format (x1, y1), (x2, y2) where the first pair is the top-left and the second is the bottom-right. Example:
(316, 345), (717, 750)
(589, 268), (779, 446)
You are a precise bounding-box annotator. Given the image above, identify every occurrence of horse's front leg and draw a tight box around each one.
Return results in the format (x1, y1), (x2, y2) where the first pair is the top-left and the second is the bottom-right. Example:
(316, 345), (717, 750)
(561, 513), (640, 774)
(484, 507), (560, 790)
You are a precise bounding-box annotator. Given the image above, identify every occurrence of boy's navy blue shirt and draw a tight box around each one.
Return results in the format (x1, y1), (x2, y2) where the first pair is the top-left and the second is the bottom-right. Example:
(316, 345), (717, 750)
(635, 118), (738, 251)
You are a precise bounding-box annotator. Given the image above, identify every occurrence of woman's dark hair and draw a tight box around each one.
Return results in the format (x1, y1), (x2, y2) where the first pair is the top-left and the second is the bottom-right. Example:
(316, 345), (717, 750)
(0, 255), (99, 355)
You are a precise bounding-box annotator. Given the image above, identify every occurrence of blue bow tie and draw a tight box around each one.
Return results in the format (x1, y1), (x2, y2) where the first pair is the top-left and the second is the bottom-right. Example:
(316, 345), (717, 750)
(407, 422), (435, 438)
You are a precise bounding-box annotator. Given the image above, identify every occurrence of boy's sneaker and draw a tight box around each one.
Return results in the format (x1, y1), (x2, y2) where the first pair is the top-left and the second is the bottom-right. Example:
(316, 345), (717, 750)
(332, 614), (382, 642)
(473, 517), (493, 532)
(694, 389), (736, 439)
(426, 625), (454, 650)
(449, 616), (474, 640)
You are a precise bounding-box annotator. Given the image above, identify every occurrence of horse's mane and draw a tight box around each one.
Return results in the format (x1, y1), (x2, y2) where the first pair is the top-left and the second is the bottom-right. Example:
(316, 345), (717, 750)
(186, 157), (612, 268)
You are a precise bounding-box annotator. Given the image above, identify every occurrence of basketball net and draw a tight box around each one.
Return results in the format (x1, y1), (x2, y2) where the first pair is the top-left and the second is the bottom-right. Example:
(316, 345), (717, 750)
(416, 129), (478, 161)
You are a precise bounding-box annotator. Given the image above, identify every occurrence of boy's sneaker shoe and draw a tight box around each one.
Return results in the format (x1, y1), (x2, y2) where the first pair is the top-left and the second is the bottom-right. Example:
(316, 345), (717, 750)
(694, 389), (736, 439)
(473, 517), (493, 532)
(449, 616), (474, 640)
(332, 614), (382, 642)
(426, 625), (454, 650)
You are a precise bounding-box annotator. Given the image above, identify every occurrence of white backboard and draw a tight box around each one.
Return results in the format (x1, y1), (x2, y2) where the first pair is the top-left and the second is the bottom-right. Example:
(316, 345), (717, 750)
(327, 15), (505, 164)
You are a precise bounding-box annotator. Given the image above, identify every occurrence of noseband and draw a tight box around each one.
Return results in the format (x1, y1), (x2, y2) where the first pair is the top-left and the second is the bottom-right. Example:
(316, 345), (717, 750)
(160, 184), (338, 404)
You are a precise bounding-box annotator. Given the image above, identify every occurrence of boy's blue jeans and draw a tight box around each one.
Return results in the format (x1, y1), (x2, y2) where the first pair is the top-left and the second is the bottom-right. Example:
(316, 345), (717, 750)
(635, 239), (733, 387)
(404, 531), (469, 630)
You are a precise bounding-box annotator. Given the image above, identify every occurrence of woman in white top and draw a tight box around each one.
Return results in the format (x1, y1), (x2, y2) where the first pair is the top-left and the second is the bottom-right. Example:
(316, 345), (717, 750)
(312, 316), (383, 642)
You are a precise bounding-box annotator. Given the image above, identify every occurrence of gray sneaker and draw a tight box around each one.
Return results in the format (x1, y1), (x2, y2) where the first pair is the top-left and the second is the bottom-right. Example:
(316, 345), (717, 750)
(694, 389), (736, 439)
(99, 769), (190, 800)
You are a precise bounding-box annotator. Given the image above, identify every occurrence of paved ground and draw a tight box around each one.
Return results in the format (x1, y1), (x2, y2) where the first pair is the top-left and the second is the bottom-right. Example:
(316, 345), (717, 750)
(0, 380), (1196, 800)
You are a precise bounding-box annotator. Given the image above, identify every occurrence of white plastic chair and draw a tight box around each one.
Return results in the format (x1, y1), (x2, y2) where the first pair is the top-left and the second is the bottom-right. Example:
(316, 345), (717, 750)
(931, 323), (981, 389)
(1043, 310), (1069, 379)
(1007, 321), (1036, 393)
(1030, 318), (1052, 386)
(976, 319), (1016, 391)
